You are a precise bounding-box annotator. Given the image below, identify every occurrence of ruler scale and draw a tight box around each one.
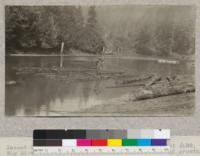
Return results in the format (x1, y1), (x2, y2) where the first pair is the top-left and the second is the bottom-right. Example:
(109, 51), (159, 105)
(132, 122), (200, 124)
(33, 129), (170, 155)
(33, 147), (170, 155)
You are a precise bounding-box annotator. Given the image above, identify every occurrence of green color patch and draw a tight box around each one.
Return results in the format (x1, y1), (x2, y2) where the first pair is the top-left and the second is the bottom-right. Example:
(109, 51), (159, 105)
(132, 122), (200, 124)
(122, 139), (137, 146)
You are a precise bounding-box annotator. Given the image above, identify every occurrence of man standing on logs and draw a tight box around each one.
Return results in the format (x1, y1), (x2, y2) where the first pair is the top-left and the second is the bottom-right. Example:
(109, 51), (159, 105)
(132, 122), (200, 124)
(96, 58), (103, 78)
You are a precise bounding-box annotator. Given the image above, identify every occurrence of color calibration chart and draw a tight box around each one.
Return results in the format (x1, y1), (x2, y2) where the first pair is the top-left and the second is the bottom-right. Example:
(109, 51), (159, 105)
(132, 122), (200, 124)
(33, 129), (170, 155)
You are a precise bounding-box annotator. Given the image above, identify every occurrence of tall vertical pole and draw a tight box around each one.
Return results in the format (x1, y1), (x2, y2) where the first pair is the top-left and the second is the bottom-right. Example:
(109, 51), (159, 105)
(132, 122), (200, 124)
(60, 41), (64, 68)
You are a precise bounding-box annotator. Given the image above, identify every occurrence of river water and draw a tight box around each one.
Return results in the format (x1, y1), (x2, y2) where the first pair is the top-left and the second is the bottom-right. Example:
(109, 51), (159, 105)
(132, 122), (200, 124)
(5, 56), (194, 116)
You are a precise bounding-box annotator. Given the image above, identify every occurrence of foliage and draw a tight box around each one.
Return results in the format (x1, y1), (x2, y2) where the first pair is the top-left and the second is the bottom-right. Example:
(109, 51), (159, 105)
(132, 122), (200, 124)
(6, 6), (104, 54)
(5, 6), (39, 49)
(135, 26), (153, 55)
(102, 6), (195, 57)
(76, 6), (104, 54)
(6, 6), (195, 56)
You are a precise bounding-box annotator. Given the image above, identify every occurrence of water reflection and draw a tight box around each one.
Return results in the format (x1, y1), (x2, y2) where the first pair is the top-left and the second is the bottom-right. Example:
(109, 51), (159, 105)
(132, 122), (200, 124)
(5, 56), (194, 116)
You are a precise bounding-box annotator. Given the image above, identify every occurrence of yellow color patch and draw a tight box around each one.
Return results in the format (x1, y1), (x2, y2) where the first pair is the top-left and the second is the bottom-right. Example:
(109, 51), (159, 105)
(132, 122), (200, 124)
(107, 139), (122, 146)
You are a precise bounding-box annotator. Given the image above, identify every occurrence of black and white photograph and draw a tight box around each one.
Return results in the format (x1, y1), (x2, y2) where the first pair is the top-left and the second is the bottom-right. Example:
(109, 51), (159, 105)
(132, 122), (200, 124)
(5, 5), (196, 116)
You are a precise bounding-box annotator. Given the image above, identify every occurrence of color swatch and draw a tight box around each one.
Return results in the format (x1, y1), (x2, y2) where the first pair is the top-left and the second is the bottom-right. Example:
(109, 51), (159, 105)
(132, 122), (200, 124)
(33, 139), (168, 147)
(34, 129), (170, 139)
(107, 139), (122, 146)
(33, 129), (170, 147)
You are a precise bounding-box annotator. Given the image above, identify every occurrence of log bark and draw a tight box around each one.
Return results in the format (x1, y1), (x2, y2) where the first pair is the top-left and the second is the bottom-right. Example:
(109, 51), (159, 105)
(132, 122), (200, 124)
(134, 78), (195, 101)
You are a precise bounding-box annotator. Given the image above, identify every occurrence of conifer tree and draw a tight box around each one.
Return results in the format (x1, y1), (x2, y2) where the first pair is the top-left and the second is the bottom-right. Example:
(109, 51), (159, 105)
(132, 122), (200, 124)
(80, 6), (104, 54)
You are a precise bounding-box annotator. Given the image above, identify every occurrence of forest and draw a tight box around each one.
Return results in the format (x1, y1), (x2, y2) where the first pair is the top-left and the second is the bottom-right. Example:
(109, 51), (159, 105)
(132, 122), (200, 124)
(5, 5), (196, 57)
(6, 6), (104, 54)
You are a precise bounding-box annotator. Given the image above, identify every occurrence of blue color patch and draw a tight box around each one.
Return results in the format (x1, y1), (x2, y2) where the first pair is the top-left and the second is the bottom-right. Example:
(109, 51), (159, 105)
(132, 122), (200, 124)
(137, 139), (151, 146)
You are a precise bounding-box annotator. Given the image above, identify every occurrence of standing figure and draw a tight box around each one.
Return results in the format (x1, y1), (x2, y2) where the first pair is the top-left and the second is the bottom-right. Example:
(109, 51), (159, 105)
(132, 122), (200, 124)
(96, 58), (103, 78)
(94, 58), (104, 95)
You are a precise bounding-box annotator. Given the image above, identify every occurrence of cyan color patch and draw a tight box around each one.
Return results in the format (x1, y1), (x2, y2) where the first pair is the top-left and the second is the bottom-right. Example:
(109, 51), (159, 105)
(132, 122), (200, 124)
(137, 139), (151, 146)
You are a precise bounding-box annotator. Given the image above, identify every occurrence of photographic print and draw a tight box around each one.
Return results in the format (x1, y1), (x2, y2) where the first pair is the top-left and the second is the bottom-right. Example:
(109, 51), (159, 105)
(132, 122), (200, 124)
(5, 5), (196, 116)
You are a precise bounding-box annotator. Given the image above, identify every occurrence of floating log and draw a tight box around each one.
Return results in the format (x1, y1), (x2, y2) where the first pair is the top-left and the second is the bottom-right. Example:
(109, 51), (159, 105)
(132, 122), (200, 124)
(116, 74), (153, 85)
(145, 75), (161, 87)
(157, 59), (179, 64)
(6, 80), (17, 85)
(107, 83), (145, 88)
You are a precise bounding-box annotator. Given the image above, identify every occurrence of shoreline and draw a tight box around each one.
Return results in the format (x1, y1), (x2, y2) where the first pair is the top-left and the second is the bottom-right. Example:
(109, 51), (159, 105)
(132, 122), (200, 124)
(73, 93), (195, 116)
(7, 54), (194, 62)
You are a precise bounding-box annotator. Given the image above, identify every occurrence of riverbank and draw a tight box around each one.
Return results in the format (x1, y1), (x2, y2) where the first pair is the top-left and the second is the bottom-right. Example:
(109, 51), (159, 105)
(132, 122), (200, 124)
(69, 74), (195, 116)
(70, 93), (194, 116)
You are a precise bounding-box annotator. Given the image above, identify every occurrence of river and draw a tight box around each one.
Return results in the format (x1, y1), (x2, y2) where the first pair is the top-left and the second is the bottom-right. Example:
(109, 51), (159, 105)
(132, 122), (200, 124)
(5, 56), (194, 116)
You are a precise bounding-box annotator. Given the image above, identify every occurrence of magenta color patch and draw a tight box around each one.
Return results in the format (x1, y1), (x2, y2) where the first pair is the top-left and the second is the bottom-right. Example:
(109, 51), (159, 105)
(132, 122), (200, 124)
(77, 139), (92, 146)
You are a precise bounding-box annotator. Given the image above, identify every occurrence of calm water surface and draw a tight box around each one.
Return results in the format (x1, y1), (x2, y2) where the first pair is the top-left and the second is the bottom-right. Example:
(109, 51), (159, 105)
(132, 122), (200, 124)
(5, 56), (194, 116)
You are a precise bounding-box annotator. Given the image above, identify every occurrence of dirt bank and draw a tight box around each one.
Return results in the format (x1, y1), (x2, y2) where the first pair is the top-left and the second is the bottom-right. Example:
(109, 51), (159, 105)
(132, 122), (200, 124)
(72, 75), (195, 116)
(72, 93), (194, 116)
